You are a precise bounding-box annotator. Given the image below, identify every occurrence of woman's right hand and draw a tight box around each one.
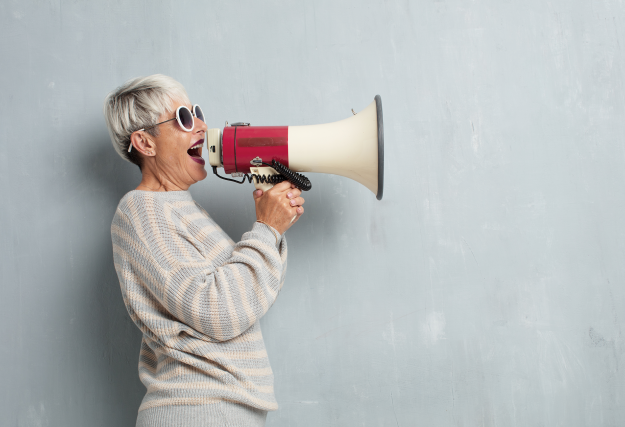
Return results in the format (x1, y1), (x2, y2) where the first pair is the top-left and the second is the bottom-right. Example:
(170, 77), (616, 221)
(253, 181), (305, 235)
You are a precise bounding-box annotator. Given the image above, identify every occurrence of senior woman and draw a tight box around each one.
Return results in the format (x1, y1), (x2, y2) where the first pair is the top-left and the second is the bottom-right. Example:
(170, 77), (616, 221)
(104, 74), (304, 427)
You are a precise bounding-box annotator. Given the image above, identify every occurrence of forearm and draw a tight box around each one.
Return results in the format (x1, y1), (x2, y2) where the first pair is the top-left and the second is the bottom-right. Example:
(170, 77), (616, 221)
(164, 222), (287, 341)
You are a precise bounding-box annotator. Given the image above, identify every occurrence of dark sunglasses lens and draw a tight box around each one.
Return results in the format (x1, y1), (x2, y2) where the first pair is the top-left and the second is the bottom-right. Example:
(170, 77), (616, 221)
(194, 105), (205, 123)
(178, 107), (193, 130)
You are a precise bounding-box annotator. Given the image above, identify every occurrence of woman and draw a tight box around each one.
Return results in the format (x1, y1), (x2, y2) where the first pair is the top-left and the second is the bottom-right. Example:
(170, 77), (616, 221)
(104, 74), (304, 427)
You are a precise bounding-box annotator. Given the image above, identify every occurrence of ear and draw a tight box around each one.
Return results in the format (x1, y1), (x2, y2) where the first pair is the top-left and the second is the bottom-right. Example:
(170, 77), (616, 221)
(130, 131), (156, 157)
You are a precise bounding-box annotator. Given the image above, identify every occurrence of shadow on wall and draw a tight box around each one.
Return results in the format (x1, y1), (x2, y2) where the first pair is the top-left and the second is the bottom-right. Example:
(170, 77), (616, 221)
(71, 132), (145, 425)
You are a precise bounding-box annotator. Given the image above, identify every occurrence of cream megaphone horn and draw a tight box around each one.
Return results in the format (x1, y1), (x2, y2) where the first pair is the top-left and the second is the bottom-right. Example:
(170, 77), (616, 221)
(204, 95), (384, 200)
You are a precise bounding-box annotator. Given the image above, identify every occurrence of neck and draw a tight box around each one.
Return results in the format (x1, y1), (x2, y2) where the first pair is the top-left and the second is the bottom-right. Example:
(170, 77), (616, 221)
(137, 163), (190, 192)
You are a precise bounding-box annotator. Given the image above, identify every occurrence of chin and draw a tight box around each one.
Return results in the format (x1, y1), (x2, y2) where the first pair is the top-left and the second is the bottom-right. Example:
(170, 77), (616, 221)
(187, 156), (208, 183)
(192, 167), (208, 183)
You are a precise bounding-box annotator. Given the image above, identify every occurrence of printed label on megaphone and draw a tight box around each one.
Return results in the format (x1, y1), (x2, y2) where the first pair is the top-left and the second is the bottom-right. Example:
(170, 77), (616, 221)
(204, 95), (384, 200)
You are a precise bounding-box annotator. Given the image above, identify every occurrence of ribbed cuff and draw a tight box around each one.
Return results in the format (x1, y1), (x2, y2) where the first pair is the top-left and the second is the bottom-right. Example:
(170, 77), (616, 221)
(136, 401), (267, 427)
(252, 221), (282, 247)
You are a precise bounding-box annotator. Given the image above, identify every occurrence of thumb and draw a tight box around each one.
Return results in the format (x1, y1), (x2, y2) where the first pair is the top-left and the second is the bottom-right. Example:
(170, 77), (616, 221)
(253, 189), (263, 200)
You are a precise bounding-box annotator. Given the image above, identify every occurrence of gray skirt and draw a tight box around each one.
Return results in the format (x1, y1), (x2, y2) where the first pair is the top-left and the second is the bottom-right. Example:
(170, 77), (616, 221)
(136, 401), (267, 427)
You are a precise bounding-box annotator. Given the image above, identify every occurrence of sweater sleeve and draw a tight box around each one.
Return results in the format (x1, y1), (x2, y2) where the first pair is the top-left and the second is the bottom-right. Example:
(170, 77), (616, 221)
(113, 199), (288, 343)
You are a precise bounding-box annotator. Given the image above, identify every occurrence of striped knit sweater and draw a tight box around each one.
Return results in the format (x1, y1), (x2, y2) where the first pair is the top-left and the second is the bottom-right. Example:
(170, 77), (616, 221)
(111, 190), (287, 416)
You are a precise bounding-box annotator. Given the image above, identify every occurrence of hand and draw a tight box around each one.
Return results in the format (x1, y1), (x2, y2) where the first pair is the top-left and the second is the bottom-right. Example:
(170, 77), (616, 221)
(253, 181), (305, 235)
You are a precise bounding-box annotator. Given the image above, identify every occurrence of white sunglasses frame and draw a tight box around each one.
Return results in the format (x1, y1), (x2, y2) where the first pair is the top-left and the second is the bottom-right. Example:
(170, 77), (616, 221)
(128, 104), (204, 152)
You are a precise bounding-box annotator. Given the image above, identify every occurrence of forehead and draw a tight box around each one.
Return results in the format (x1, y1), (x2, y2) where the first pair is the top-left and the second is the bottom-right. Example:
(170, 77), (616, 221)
(163, 98), (192, 116)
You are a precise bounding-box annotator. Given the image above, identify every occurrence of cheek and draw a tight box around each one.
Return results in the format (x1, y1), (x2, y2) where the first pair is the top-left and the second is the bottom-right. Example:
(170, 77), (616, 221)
(163, 137), (190, 161)
(158, 128), (190, 157)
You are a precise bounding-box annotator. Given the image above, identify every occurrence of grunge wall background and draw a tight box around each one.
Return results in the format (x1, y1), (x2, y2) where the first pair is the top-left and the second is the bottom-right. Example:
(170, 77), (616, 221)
(2, 0), (625, 425)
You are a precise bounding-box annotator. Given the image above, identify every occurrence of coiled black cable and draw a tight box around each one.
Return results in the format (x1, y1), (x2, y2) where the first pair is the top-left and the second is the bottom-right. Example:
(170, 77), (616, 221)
(262, 160), (312, 191)
(240, 171), (287, 186)
(212, 159), (312, 191)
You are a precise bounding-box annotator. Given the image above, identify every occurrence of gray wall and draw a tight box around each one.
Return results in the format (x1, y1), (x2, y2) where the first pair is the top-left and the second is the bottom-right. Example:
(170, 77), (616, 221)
(2, 0), (625, 425)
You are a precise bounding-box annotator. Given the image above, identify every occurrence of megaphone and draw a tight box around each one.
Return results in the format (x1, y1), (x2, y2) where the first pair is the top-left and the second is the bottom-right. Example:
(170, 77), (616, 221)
(204, 95), (384, 200)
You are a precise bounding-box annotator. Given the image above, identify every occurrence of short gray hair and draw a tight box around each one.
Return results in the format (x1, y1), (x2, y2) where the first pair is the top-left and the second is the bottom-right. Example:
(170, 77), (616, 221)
(103, 74), (190, 168)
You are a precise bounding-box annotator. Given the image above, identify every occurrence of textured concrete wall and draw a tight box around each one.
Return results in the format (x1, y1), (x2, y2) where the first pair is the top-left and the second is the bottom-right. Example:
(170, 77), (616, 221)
(2, 0), (625, 425)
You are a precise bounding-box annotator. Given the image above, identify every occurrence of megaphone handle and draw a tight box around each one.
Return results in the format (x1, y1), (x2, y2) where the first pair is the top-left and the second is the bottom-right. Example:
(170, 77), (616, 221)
(250, 166), (279, 192)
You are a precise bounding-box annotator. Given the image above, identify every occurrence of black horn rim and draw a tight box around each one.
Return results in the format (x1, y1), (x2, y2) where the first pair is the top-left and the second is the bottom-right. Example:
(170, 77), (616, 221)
(375, 95), (384, 201)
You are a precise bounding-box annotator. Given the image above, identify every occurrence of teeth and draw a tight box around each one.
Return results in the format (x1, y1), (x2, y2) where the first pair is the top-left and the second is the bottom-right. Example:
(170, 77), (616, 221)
(188, 144), (202, 156)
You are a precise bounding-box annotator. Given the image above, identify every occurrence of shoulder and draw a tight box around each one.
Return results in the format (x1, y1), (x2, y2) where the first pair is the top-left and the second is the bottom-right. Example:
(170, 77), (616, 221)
(111, 190), (203, 248)
(111, 191), (209, 266)
(114, 190), (196, 224)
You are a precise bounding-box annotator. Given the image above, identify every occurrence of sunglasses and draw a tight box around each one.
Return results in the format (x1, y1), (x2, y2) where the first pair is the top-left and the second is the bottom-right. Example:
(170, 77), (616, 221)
(128, 104), (205, 152)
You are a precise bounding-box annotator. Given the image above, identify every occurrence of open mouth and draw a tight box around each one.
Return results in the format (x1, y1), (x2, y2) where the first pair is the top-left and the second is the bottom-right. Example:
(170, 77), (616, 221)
(187, 139), (205, 165)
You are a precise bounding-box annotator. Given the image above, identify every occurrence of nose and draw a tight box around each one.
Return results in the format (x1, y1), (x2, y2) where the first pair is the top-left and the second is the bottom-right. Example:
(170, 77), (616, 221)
(195, 116), (208, 133)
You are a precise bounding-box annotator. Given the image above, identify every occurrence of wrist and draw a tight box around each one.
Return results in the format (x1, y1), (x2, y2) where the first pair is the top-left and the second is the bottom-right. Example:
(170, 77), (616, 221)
(255, 220), (282, 244)
(256, 218), (285, 235)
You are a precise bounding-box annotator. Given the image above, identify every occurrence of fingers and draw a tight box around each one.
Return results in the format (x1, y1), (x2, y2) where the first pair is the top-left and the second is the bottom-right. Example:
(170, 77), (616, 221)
(253, 189), (263, 199)
(269, 181), (293, 193)
(286, 188), (301, 200)
(288, 206), (304, 226)
(288, 196), (305, 207)
(264, 181), (307, 197)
